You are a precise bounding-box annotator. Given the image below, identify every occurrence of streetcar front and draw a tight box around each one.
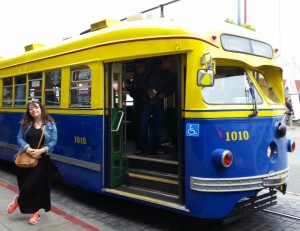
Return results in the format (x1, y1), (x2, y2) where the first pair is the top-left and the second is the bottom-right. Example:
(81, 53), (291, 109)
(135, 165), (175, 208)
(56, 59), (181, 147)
(184, 29), (295, 219)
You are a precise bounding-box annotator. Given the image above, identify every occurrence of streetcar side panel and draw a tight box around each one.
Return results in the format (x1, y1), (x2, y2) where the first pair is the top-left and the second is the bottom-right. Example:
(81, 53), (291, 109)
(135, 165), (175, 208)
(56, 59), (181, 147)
(50, 114), (104, 193)
(0, 112), (23, 161)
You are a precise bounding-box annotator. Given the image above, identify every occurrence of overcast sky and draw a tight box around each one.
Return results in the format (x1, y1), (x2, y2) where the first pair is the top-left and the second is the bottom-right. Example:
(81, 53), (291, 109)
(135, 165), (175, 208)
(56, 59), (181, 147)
(0, 0), (299, 67)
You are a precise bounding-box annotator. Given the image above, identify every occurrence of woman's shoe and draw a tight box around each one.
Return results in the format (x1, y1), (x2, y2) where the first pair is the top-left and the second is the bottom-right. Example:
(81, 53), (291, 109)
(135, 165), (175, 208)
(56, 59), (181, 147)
(28, 212), (40, 225)
(7, 195), (19, 214)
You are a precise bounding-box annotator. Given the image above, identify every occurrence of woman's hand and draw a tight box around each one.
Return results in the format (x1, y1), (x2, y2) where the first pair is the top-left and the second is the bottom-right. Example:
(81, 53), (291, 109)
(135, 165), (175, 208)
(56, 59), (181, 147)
(29, 148), (46, 159)
(26, 147), (34, 154)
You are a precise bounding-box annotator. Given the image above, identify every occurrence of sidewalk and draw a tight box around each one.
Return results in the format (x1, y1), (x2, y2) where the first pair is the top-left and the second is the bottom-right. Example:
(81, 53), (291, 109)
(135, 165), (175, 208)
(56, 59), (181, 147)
(0, 180), (111, 231)
(293, 119), (300, 126)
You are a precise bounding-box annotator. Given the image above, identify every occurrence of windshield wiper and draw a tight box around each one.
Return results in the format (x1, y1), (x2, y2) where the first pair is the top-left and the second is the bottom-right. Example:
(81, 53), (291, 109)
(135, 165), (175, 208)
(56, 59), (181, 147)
(248, 82), (258, 117)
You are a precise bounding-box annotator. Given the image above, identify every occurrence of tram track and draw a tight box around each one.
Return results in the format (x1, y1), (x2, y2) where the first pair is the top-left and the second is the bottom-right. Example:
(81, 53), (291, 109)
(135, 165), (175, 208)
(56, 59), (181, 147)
(262, 208), (300, 221)
(262, 191), (300, 221)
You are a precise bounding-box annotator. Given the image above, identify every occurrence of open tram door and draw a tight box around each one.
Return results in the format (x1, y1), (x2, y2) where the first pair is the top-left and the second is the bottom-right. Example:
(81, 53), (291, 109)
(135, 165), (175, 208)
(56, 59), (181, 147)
(108, 62), (125, 188)
(105, 56), (184, 206)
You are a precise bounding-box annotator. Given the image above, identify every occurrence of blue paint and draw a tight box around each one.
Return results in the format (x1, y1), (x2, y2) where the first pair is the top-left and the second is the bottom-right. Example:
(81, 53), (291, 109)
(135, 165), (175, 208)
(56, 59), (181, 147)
(0, 112), (289, 219)
(184, 116), (288, 217)
(0, 112), (104, 192)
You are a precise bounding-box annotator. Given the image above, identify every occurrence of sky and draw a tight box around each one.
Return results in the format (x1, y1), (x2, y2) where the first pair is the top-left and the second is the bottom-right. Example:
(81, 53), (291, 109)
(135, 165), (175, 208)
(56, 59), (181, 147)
(0, 0), (299, 71)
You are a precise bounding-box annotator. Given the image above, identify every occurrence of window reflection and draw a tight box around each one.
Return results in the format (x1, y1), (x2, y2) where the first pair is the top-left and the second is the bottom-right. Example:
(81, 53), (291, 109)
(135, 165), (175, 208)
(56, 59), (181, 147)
(70, 66), (92, 107)
(252, 70), (280, 104)
(2, 78), (13, 107)
(28, 72), (42, 101)
(202, 67), (262, 105)
(14, 75), (26, 106)
(45, 70), (61, 106)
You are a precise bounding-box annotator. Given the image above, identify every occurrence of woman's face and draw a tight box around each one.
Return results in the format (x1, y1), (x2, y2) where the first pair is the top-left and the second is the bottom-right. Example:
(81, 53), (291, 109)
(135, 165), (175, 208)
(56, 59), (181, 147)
(28, 103), (41, 119)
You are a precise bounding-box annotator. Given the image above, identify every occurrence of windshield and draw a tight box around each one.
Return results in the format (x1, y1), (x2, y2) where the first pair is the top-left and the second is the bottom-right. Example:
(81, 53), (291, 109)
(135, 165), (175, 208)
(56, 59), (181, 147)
(202, 67), (262, 105)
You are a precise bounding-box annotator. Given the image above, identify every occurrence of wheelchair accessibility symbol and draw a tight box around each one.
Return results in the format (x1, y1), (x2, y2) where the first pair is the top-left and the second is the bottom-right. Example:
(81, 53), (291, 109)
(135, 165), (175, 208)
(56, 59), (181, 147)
(186, 123), (199, 137)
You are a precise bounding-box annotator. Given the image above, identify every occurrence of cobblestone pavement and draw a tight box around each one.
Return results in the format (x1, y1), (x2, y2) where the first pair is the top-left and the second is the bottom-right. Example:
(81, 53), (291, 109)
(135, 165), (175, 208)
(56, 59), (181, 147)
(1, 162), (300, 231)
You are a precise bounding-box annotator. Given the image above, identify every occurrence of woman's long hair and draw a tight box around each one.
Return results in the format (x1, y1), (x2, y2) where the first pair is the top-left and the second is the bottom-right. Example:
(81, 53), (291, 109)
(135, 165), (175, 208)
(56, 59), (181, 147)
(20, 100), (55, 130)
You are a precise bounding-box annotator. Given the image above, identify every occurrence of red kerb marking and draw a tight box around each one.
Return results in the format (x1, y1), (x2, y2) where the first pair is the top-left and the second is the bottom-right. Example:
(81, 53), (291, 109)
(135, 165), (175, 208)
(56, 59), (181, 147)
(0, 180), (100, 231)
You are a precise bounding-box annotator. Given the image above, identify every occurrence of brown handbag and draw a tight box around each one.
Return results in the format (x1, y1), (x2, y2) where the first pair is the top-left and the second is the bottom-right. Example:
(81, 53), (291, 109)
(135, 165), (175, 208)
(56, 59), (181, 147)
(15, 125), (45, 168)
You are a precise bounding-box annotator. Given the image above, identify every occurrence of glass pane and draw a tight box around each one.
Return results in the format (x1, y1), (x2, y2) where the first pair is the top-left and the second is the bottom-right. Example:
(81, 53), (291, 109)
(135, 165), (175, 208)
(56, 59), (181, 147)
(45, 70), (61, 106)
(70, 66), (91, 107)
(2, 77), (13, 107)
(70, 85), (91, 106)
(202, 67), (263, 105)
(28, 73), (42, 101)
(221, 34), (273, 58)
(14, 75), (26, 106)
(253, 71), (280, 104)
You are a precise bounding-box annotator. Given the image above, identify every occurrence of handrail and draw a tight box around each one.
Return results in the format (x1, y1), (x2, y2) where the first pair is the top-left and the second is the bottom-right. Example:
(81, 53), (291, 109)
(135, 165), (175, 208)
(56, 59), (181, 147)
(111, 111), (124, 132)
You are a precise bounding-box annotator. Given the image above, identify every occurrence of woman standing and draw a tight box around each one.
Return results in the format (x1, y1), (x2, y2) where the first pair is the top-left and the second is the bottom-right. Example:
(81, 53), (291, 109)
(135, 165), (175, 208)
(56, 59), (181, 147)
(7, 99), (57, 225)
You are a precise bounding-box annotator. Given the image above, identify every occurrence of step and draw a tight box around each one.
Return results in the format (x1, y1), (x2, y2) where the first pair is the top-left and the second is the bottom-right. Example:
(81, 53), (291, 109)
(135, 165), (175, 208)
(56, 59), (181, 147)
(126, 155), (178, 174)
(115, 185), (180, 204)
(125, 169), (179, 194)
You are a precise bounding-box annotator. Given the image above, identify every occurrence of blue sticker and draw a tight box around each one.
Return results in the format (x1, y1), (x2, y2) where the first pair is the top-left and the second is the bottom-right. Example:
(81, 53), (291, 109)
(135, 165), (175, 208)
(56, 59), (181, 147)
(186, 123), (199, 137)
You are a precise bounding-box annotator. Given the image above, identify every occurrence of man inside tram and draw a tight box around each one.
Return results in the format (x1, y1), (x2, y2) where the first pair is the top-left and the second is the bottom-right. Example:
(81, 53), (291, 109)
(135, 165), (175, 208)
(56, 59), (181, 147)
(135, 56), (175, 155)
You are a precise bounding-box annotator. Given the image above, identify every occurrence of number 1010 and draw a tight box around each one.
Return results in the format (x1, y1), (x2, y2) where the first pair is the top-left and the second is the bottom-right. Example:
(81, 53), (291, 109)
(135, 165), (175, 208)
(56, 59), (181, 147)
(225, 131), (249, 141)
(74, 136), (87, 144)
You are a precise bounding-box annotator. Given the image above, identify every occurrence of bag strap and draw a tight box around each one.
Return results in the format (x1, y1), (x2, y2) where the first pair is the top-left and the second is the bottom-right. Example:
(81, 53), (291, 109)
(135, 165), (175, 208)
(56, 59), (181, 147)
(37, 125), (46, 149)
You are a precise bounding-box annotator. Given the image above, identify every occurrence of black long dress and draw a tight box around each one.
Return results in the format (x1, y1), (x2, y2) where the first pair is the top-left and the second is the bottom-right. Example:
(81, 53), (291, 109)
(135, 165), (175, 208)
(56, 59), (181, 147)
(16, 126), (51, 214)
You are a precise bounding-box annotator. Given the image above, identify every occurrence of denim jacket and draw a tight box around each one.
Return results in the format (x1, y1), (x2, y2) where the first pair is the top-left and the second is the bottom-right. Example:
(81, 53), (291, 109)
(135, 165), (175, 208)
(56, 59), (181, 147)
(17, 122), (57, 154)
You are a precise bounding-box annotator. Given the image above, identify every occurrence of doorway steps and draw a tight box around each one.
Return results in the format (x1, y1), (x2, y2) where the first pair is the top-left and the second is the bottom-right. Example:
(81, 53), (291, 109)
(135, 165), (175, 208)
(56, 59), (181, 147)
(122, 155), (180, 203)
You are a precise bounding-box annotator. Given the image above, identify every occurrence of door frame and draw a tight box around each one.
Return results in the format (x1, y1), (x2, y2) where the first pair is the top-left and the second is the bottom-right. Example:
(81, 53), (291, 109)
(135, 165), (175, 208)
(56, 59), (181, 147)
(106, 62), (125, 188)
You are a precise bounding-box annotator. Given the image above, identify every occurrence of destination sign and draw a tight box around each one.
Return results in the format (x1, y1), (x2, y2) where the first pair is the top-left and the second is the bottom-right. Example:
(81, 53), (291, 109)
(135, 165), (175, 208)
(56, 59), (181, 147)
(72, 69), (91, 82)
(221, 34), (273, 59)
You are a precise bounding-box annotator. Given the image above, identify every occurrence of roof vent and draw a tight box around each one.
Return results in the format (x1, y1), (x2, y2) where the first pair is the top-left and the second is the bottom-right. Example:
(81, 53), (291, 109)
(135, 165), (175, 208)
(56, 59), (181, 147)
(127, 13), (143, 22)
(24, 43), (45, 52)
(90, 19), (120, 32)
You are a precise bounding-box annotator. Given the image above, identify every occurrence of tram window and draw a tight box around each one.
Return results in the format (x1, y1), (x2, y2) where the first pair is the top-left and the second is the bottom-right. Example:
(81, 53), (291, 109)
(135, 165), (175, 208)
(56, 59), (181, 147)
(28, 72), (42, 101)
(202, 67), (263, 105)
(70, 66), (91, 107)
(2, 77), (13, 107)
(252, 71), (280, 104)
(14, 75), (26, 106)
(45, 70), (61, 106)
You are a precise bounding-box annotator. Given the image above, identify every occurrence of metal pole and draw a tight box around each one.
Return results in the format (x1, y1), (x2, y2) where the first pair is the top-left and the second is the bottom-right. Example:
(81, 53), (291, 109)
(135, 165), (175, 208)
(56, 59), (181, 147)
(121, 0), (180, 21)
(160, 5), (164, 18)
(237, 0), (241, 25)
(244, 0), (247, 24)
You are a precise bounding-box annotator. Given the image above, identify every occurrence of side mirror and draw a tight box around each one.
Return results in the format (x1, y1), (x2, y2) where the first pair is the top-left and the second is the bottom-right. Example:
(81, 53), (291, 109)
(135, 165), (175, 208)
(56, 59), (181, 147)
(197, 69), (214, 87)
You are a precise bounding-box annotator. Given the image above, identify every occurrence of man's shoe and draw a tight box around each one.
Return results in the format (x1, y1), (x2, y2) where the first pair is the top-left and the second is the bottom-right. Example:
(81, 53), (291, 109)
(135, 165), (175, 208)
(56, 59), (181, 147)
(156, 150), (165, 155)
(28, 212), (40, 225)
(7, 195), (19, 214)
(135, 150), (142, 155)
